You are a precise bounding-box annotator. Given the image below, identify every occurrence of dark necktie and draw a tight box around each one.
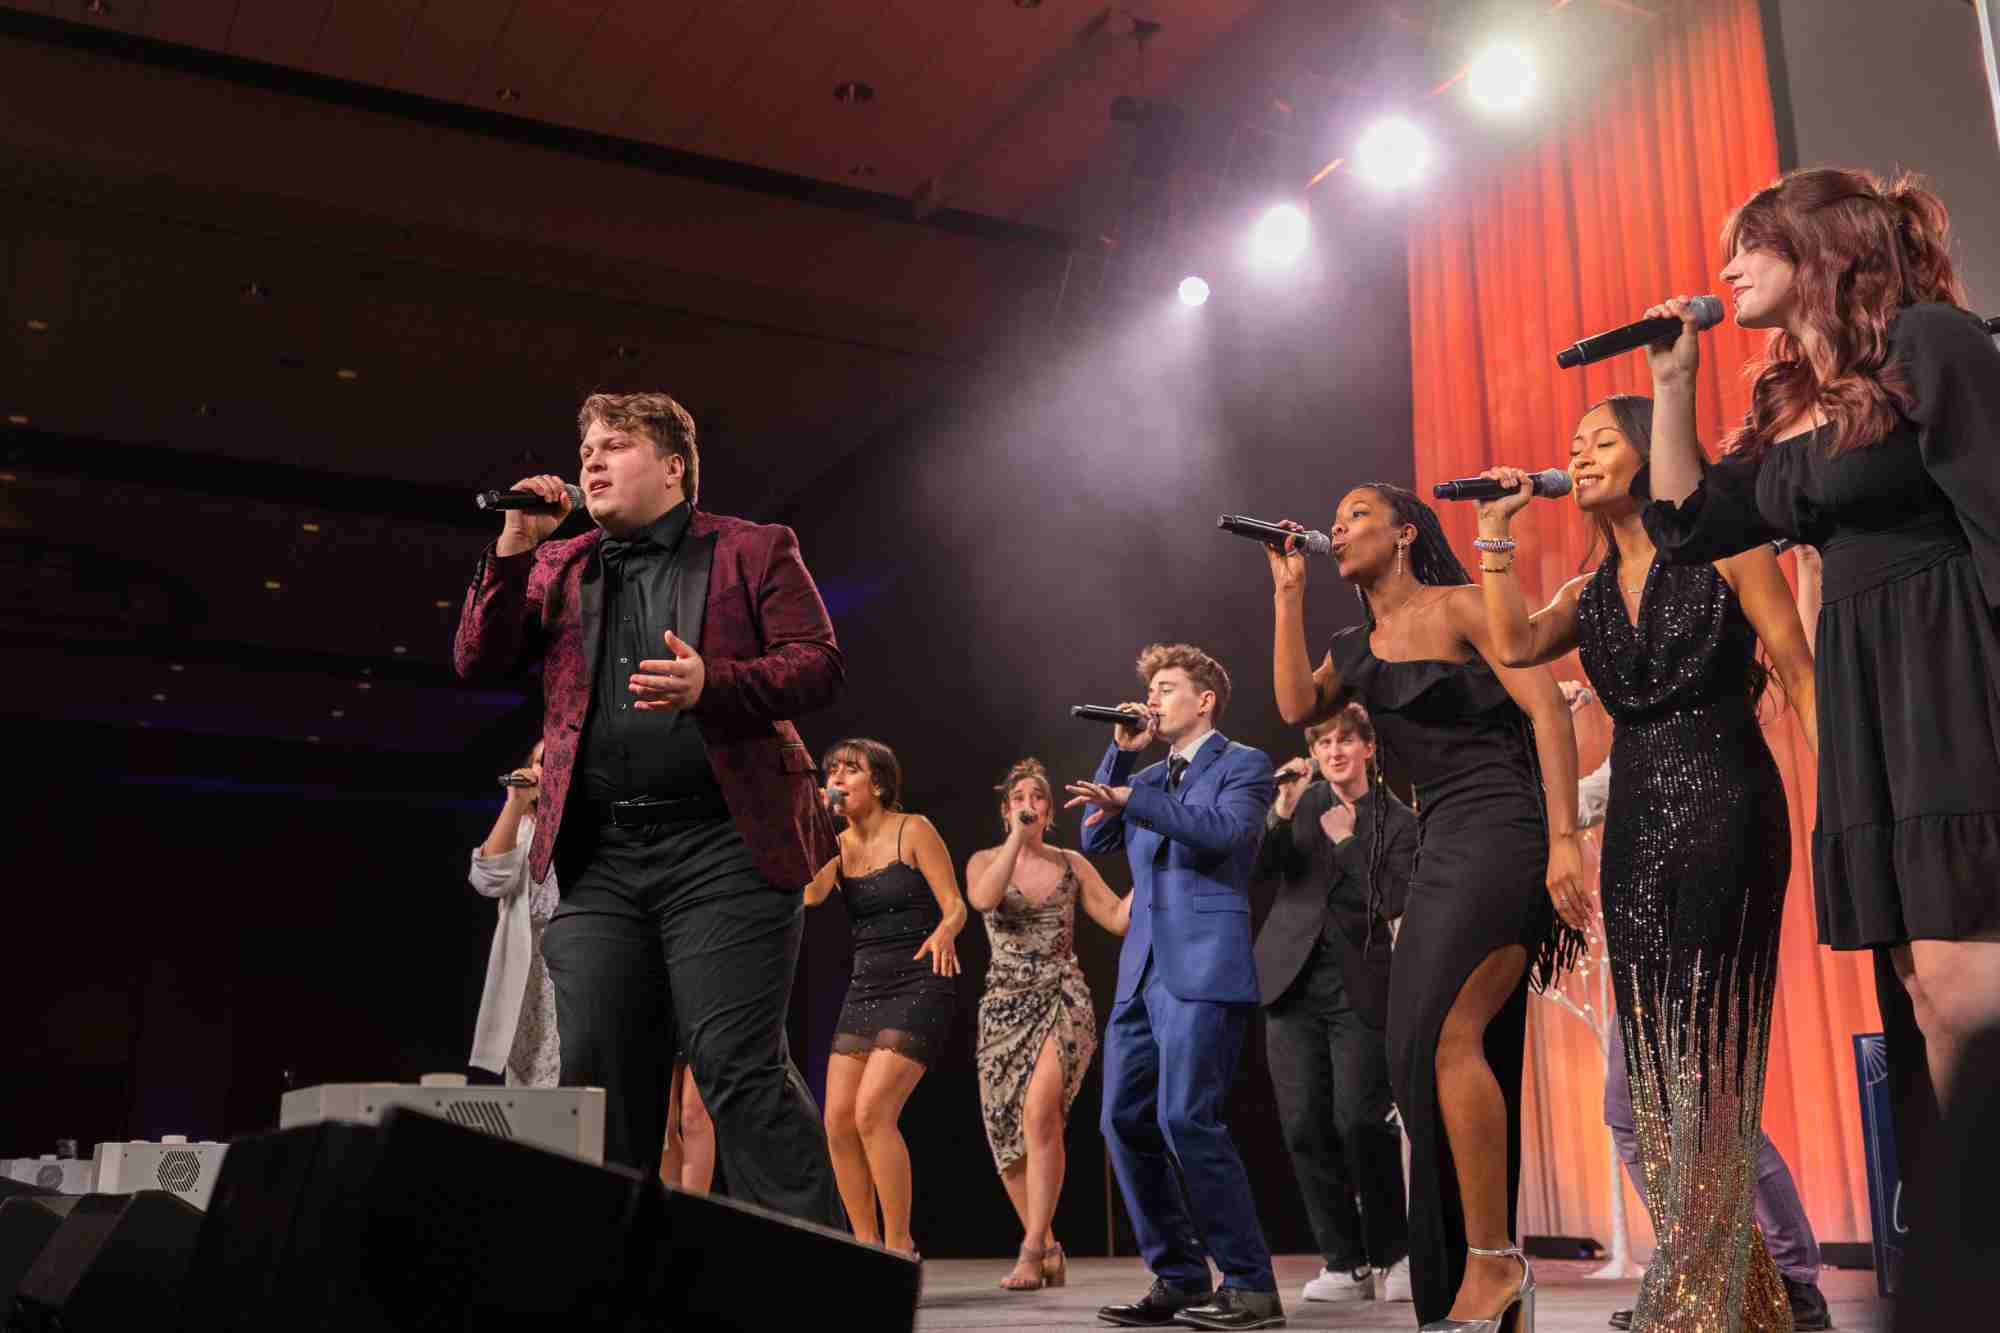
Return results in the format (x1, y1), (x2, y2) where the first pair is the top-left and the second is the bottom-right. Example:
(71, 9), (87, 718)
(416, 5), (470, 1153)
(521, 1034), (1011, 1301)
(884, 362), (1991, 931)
(1168, 755), (1190, 791)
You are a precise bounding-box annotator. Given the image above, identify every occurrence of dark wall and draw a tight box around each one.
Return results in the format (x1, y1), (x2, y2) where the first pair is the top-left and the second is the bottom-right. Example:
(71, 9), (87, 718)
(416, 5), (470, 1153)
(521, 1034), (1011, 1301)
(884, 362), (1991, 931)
(775, 208), (1415, 1258)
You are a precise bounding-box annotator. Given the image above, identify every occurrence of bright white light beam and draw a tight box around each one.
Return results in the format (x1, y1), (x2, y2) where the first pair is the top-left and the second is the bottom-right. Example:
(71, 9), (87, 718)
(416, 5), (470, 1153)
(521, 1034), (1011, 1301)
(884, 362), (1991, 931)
(1249, 204), (1310, 270)
(1354, 117), (1433, 190)
(1466, 41), (1536, 114)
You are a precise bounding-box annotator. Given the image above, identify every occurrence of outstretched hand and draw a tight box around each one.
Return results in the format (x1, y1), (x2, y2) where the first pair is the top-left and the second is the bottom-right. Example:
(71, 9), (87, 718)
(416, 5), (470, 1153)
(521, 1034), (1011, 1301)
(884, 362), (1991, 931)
(1063, 781), (1132, 828)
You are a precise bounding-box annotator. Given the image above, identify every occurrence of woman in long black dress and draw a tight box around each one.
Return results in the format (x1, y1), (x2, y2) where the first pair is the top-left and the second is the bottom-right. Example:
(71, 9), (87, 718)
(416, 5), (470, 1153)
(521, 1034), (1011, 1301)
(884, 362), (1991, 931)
(804, 738), (967, 1256)
(1474, 395), (1817, 1332)
(1266, 488), (1587, 1332)
(1639, 169), (2000, 1162)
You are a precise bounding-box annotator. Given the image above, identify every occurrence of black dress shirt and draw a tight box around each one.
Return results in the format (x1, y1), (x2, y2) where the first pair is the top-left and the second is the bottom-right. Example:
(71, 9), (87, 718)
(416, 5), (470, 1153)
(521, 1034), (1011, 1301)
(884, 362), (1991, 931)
(577, 502), (724, 805)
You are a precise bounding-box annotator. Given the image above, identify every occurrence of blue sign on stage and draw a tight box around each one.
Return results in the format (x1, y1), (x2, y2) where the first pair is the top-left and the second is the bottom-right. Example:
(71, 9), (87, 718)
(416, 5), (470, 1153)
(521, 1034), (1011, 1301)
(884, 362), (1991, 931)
(1853, 1031), (1904, 1296)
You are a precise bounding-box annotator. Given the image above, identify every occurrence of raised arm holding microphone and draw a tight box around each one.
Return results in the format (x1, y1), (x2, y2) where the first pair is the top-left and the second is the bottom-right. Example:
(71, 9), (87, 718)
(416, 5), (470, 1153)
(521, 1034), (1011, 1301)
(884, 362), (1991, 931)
(1474, 393), (1814, 1333)
(453, 391), (845, 1233)
(1063, 644), (1283, 1331)
(1258, 484), (1582, 1332)
(1635, 171), (2000, 1219)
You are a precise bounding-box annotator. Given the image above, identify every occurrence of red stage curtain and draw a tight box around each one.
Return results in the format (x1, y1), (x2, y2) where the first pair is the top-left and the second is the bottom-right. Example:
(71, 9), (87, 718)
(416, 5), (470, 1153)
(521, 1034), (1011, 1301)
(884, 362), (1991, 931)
(1405, 0), (1883, 1253)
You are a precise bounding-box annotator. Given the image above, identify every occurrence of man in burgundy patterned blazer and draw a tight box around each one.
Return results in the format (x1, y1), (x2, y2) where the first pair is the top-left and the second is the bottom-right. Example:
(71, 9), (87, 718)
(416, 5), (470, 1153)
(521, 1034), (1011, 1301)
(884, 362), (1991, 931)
(455, 391), (843, 1224)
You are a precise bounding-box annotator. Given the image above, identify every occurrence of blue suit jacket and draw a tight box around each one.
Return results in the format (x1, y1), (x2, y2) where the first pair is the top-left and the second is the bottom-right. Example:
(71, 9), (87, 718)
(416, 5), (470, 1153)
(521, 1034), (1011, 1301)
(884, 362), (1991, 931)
(1081, 733), (1274, 1005)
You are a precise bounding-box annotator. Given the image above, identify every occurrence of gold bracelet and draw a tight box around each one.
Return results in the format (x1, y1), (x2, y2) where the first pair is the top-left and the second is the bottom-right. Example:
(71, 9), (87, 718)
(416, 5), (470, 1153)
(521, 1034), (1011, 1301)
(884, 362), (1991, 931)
(1481, 560), (1514, 574)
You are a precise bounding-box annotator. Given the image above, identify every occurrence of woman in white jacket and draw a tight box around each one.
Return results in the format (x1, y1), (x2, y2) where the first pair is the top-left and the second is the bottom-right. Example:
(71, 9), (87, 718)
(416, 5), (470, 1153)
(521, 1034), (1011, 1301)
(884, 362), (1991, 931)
(468, 741), (562, 1086)
(468, 741), (718, 1185)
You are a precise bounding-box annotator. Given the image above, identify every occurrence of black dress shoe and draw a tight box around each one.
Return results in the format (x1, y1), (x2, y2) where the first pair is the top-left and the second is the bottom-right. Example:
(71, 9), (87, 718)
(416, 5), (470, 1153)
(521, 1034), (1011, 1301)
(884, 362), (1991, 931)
(1785, 1276), (1832, 1331)
(1609, 1310), (1633, 1330)
(1174, 1287), (1286, 1330)
(1100, 1278), (1213, 1327)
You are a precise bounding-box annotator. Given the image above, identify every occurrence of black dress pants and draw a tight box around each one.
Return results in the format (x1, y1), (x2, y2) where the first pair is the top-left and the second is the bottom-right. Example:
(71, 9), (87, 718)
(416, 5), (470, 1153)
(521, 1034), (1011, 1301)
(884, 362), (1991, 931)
(543, 814), (841, 1227)
(1263, 943), (1407, 1270)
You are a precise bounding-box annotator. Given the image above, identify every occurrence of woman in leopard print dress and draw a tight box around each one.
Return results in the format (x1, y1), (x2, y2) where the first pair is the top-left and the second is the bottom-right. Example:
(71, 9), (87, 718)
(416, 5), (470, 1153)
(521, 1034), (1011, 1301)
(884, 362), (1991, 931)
(966, 759), (1131, 1292)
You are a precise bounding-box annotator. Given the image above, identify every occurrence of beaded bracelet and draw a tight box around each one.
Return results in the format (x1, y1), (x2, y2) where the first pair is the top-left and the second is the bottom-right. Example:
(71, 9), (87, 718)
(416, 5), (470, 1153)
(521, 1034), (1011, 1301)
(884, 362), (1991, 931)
(1480, 560), (1514, 574)
(1472, 536), (1518, 553)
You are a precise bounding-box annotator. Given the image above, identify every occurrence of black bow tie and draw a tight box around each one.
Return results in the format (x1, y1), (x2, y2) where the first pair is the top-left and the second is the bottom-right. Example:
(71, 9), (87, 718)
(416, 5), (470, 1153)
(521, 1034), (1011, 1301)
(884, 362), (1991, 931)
(1168, 755), (1190, 790)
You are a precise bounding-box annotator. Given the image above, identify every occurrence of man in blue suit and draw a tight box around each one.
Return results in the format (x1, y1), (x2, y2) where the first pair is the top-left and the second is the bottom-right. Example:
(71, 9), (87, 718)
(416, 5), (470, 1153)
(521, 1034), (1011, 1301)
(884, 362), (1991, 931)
(1066, 643), (1282, 1330)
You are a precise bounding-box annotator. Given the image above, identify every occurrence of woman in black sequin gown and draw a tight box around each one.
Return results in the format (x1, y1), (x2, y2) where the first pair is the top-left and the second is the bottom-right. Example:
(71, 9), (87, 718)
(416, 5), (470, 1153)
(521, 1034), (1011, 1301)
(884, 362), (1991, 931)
(1475, 395), (1816, 1332)
(804, 738), (967, 1255)
(1265, 487), (1588, 1331)
(1640, 170), (2000, 1167)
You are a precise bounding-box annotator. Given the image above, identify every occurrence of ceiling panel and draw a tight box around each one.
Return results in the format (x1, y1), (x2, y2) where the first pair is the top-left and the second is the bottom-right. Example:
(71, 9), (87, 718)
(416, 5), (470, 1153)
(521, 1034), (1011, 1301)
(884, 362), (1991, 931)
(224, 0), (332, 69)
(534, 0), (699, 135)
(143, 0), (241, 50)
(382, 0), (513, 106)
(309, 0), (426, 87)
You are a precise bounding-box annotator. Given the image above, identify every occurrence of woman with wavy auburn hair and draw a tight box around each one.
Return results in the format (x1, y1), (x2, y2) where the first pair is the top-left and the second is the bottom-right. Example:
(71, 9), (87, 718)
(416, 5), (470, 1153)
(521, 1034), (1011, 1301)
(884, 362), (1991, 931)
(1638, 168), (2000, 1154)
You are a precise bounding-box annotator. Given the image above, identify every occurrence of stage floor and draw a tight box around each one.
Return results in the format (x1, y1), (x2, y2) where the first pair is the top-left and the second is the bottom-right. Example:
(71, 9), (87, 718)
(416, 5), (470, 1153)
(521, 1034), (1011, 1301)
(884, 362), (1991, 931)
(912, 1256), (1890, 1330)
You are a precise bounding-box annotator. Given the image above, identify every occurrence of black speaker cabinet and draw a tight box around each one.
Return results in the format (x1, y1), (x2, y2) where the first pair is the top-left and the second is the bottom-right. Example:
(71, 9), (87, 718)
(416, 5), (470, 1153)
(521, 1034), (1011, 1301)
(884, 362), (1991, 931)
(12, 1190), (203, 1331)
(0, 1195), (80, 1325)
(181, 1106), (920, 1331)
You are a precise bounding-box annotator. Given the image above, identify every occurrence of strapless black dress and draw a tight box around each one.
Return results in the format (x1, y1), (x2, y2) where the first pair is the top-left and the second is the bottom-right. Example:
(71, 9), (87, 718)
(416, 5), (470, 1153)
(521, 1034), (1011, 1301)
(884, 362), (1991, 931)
(1331, 627), (1580, 1326)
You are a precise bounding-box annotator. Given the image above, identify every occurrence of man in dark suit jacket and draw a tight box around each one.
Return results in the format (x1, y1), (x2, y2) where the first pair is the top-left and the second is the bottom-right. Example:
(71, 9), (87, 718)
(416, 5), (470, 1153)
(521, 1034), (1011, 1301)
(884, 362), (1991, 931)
(1068, 644), (1282, 1331)
(1252, 703), (1414, 1306)
(455, 392), (842, 1226)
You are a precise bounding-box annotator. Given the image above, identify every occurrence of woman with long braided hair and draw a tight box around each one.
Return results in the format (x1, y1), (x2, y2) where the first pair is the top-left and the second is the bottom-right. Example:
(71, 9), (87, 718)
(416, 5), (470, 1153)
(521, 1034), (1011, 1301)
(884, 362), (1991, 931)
(1264, 483), (1587, 1333)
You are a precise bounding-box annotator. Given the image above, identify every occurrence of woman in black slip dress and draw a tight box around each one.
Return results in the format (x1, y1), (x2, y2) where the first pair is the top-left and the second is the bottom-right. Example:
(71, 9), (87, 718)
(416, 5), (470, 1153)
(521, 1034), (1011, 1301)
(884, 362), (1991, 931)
(1265, 486), (1588, 1333)
(1473, 394), (1817, 1333)
(804, 738), (968, 1257)
(1638, 169), (2000, 1179)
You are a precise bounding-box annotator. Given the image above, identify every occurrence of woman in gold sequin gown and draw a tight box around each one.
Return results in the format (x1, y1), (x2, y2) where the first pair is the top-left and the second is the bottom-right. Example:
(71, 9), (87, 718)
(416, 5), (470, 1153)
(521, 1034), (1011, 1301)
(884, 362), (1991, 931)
(966, 759), (1131, 1292)
(1475, 396), (1817, 1332)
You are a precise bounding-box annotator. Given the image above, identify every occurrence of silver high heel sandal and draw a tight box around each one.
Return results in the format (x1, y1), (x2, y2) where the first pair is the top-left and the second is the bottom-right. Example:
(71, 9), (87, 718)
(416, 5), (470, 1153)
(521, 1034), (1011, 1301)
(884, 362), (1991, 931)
(1418, 1245), (1535, 1333)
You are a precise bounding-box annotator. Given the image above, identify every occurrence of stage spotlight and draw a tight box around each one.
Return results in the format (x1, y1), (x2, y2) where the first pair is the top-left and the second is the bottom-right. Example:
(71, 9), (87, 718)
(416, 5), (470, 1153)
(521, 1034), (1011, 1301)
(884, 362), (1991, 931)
(1177, 275), (1211, 307)
(1249, 204), (1309, 269)
(1466, 41), (1535, 113)
(1355, 117), (1432, 189)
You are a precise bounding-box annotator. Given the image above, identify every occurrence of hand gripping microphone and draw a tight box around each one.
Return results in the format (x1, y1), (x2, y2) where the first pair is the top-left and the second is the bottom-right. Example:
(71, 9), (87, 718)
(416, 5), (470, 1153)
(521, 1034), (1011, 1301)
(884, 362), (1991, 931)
(1556, 296), (1724, 369)
(1432, 469), (1573, 502)
(475, 483), (586, 513)
(1072, 705), (1154, 729)
(1217, 515), (1332, 557)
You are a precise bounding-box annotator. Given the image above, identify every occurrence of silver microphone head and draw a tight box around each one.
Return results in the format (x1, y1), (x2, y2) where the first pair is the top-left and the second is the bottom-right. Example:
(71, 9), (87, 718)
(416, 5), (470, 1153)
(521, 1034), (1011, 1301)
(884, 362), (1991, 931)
(1688, 295), (1724, 331)
(1531, 467), (1573, 497)
(1299, 529), (1332, 557)
(827, 785), (847, 813)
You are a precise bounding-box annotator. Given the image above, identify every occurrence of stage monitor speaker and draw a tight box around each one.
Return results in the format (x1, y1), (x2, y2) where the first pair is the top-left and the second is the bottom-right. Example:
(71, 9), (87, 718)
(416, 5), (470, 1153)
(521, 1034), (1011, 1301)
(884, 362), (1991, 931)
(631, 1182), (921, 1332)
(180, 1107), (649, 1332)
(12, 1190), (203, 1332)
(182, 1107), (920, 1331)
(0, 1196), (80, 1326)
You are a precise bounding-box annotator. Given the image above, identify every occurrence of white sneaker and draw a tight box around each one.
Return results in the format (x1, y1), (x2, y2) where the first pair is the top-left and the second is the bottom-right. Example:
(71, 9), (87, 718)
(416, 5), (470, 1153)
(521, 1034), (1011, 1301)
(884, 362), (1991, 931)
(1301, 1266), (1373, 1302)
(1377, 1257), (1413, 1302)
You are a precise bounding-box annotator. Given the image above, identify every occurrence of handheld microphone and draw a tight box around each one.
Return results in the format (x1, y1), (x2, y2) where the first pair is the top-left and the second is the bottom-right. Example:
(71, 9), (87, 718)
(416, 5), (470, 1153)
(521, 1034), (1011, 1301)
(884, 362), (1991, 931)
(475, 483), (586, 513)
(1556, 295), (1724, 369)
(1072, 705), (1154, 729)
(1433, 469), (1573, 502)
(826, 785), (847, 813)
(1274, 768), (1308, 787)
(1218, 515), (1332, 557)
(498, 773), (538, 788)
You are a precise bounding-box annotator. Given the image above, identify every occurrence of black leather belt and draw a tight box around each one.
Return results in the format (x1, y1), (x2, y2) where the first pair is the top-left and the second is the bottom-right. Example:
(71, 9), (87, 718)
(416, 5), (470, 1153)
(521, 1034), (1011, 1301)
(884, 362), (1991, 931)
(592, 793), (731, 828)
